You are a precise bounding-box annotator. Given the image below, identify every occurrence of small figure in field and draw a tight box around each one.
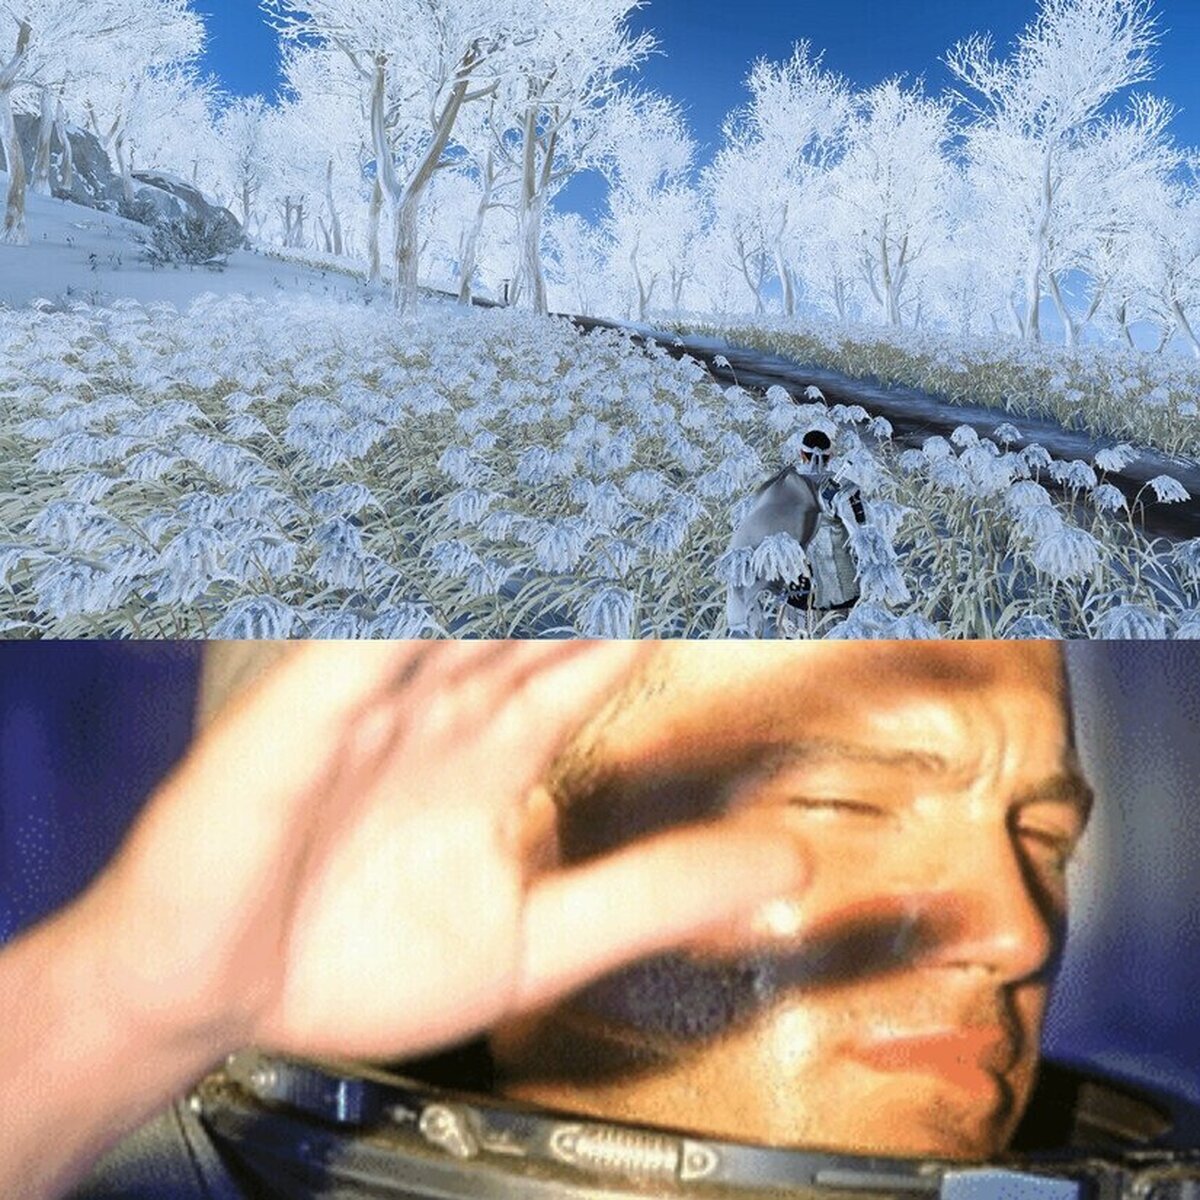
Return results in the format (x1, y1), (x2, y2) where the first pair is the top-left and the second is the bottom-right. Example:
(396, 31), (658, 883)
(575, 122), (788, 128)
(726, 428), (867, 636)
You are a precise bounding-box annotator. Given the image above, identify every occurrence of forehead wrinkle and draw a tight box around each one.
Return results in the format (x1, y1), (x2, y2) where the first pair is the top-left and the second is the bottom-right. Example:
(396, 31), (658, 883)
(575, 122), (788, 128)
(742, 738), (954, 788)
(547, 644), (1072, 809)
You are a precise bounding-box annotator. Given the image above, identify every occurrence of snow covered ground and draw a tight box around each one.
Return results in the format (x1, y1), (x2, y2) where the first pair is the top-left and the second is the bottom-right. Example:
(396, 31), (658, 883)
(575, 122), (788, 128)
(2, 182), (1198, 639)
(0, 171), (380, 312)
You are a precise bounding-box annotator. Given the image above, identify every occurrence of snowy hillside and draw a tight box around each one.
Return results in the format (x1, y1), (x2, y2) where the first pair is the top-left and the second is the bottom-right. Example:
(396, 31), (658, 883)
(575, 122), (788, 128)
(0, 171), (379, 312)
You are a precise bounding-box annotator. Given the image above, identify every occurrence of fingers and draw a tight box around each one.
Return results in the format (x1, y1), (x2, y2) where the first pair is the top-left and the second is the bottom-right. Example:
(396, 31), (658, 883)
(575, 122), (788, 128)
(366, 640), (649, 817)
(514, 819), (810, 1011)
(198, 642), (425, 768)
(478, 640), (650, 804)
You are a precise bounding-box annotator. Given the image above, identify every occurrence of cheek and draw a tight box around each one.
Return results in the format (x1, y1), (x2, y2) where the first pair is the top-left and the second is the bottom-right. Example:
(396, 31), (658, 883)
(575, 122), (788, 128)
(694, 822), (915, 967)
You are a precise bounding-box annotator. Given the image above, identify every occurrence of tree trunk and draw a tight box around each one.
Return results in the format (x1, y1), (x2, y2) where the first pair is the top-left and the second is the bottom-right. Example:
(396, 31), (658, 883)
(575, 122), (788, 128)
(879, 236), (902, 327)
(514, 105), (549, 315)
(670, 266), (686, 316)
(1172, 301), (1200, 359)
(774, 242), (794, 317)
(1047, 272), (1078, 350)
(372, 48), (470, 313)
(516, 191), (548, 315)
(392, 192), (423, 313)
(735, 238), (764, 315)
(32, 87), (54, 196)
(55, 100), (74, 191)
(325, 158), (343, 257)
(1116, 301), (1135, 351)
(832, 273), (848, 323)
(1024, 149), (1055, 344)
(458, 155), (494, 304)
(367, 177), (383, 285)
(457, 202), (486, 304)
(1007, 297), (1026, 339)
(1023, 249), (1044, 343)
(0, 86), (27, 245)
(457, 211), (482, 303)
(241, 181), (253, 231)
(630, 236), (650, 320)
(113, 130), (135, 205)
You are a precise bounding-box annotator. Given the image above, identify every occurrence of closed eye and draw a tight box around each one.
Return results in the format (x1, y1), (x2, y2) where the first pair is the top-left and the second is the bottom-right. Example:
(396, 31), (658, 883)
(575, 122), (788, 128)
(1019, 827), (1076, 872)
(787, 798), (887, 817)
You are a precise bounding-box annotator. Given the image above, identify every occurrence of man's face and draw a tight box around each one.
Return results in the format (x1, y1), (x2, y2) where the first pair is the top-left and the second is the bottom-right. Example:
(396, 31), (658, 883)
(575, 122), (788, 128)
(494, 642), (1090, 1162)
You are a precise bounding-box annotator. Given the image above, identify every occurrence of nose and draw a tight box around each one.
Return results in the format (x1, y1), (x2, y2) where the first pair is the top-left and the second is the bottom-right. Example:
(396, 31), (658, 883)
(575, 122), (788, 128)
(920, 825), (1059, 984)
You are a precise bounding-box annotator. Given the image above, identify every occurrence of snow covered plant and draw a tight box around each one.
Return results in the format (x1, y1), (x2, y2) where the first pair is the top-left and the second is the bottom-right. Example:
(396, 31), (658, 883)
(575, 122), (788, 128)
(680, 314), (1200, 460)
(0, 291), (1196, 639)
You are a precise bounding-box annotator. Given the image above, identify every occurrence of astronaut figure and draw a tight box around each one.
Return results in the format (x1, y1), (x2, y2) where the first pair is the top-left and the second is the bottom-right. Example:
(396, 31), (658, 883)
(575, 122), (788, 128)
(726, 429), (867, 636)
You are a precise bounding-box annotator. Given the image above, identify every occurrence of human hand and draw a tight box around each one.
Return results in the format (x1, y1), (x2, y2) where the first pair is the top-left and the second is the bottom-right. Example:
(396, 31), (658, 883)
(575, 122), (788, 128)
(83, 642), (810, 1068)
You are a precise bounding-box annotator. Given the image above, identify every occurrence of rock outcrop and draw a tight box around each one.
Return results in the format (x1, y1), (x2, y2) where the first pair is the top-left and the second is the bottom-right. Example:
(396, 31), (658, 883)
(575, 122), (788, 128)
(3, 113), (124, 210)
(2, 114), (240, 238)
(131, 170), (242, 245)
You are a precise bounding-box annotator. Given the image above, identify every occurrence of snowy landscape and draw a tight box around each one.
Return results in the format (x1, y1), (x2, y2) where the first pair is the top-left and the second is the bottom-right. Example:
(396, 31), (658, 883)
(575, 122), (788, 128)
(1, 0), (1198, 638)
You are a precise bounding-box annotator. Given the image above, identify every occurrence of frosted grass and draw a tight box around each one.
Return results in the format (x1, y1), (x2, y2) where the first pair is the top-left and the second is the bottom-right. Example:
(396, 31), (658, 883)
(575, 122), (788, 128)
(0, 293), (1196, 639)
(679, 316), (1200, 460)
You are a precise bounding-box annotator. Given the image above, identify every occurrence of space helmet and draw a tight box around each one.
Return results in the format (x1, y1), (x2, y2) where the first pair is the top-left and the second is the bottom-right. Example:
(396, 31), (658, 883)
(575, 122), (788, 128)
(189, 1048), (1199, 1200)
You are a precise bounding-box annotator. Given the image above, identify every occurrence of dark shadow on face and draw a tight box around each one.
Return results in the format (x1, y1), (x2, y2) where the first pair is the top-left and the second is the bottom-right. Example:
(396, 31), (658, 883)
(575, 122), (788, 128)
(514, 740), (1070, 1091)
(503, 892), (1065, 1088)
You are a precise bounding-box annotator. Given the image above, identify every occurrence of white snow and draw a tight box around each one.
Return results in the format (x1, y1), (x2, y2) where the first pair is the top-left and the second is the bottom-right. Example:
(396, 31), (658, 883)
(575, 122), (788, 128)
(0, 171), (383, 312)
(1, 172), (1197, 641)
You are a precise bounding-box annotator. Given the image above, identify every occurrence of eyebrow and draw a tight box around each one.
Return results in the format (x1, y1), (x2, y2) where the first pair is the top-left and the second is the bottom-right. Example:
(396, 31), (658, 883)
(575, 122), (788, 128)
(747, 739), (955, 780)
(1013, 771), (1095, 824)
(738, 741), (1095, 823)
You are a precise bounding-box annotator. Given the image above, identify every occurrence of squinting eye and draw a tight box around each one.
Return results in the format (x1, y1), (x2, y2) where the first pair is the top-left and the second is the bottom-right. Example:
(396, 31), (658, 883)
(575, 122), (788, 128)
(788, 798), (885, 817)
(1019, 828), (1075, 873)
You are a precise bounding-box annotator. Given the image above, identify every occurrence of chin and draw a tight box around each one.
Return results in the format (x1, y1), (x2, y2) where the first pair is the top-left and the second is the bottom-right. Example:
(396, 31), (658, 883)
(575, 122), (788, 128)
(897, 1108), (1012, 1162)
(809, 1077), (1015, 1163)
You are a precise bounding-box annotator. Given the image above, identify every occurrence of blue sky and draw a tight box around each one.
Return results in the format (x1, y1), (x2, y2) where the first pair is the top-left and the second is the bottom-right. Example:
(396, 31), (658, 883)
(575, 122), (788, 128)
(198, 0), (1200, 218)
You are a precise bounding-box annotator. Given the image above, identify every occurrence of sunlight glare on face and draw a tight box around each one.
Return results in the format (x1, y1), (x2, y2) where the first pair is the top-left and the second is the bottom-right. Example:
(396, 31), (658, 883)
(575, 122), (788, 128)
(496, 642), (1078, 1162)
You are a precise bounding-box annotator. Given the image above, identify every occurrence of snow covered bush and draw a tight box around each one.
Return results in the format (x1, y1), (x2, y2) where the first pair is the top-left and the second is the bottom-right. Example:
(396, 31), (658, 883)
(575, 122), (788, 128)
(138, 210), (243, 268)
(0, 292), (1194, 639)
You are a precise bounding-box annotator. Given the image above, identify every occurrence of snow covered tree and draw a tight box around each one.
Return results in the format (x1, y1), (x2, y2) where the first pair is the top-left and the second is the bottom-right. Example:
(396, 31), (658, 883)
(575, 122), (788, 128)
(1125, 171), (1200, 356)
(274, 43), (372, 258)
(0, 11), (31, 241)
(545, 210), (606, 315)
(117, 67), (220, 187)
(947, 0), (1162, 343)
(1, 1), (202, 242)
(701, 146), (771, 315)
(601, 91), (695, 320)
(828, 78), (955, 328)
(451, 92), (520, 303)
(73, 2), (206, 204)
(265, 0), (539, 313)
(498, 0), (652, 315)
(1045, 95), (1178, 347)
(215, 94), (274, 235)
(257, 97), (321, 248)
(713, 44), (851, 317)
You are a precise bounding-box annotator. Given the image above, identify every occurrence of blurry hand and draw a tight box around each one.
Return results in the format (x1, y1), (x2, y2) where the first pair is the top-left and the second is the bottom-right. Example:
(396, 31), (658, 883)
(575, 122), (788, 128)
(85, 642), (809, 1065)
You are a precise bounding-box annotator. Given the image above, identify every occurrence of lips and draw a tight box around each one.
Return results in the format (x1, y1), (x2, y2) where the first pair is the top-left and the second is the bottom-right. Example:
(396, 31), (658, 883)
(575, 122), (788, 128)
(847, 1027), (1017, 1095)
